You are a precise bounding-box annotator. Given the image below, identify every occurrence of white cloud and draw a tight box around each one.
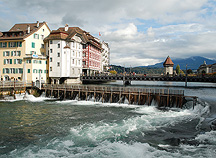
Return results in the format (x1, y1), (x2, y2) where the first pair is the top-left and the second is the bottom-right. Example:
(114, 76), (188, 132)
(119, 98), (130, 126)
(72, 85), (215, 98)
(1, 0), (216, 66)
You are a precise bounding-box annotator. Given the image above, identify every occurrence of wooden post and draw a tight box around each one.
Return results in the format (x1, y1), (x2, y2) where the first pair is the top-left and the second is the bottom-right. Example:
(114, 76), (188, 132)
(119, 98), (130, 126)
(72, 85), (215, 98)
(86, 91), (88, 101)
(64, 89), (66, 100)
(94, 88), (96, 102)
(110, 92), (112, 103)
(78, 88), (80, 101)
(138, 91), (140, 105)
(119, 90), (121, 104)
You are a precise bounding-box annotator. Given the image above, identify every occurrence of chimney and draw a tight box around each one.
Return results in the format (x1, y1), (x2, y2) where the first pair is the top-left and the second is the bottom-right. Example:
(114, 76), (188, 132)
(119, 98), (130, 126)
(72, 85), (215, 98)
(37, 21), (39, 27)
(27, 25), (30, 34)
(65, 24), (68, 31)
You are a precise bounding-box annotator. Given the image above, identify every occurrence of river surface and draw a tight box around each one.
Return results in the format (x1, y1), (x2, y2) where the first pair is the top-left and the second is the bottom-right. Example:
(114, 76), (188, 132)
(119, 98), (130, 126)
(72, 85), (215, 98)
(0, 81), (216, 158)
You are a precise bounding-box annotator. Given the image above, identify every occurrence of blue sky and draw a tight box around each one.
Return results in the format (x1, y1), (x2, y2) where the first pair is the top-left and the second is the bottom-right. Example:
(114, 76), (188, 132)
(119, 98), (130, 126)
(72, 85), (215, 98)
(0, 0), (216, 67)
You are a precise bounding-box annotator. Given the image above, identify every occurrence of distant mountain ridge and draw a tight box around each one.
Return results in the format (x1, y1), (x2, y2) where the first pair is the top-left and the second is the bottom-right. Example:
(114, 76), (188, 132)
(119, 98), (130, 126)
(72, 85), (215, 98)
(145, 56), (216, 70)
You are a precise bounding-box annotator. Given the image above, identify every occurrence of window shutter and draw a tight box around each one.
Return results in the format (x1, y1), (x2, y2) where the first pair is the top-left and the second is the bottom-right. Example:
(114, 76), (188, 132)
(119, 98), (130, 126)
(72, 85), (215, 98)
(11, 51), (13, 56)
(38, 34), (39, 39)
(18, 51), (21, 56)
(29, 60), (31, 63)
(3, 51), (5, 56)
(3, 68), (5, 74)
(14, 59), (16, 64)
(15, 68), (18, 74)
(8, 42), (10, 47)
(4, 59), (6, 65)
(0, 42), (2, 48)
(20, 59), (22, 64)
(10, 59), (12, 64)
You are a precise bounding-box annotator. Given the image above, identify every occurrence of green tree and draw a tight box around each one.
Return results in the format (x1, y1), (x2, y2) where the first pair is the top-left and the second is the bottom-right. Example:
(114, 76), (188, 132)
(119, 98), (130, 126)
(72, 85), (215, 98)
(187, 69), (193, 74)
(176, 64), (180, 75)
(109, 70), (117, 75)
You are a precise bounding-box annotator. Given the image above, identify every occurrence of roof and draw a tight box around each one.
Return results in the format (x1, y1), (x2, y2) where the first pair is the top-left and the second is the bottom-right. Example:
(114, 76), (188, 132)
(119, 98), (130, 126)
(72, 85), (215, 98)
(163, 56), (174, 66)
(0, 21), (49, 41)
(44, 26), (102, 50)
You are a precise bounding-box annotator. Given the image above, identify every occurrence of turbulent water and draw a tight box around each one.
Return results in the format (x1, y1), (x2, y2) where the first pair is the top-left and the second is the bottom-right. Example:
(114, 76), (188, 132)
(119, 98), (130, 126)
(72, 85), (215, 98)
(0, 81), (216, 158)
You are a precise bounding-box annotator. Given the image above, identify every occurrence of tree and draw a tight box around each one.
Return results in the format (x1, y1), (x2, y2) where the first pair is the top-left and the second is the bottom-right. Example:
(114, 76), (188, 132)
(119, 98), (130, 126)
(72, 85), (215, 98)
(109, 70), (117, 75)
(187, 69), (193, 74)
(176, 64), (180, 75)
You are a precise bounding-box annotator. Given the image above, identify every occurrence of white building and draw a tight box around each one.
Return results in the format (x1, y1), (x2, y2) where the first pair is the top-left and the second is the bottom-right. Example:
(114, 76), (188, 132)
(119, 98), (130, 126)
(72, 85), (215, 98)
(44, 25), (86, 84)
(197, 61), (216, 74)
(101, 41), (110, 72)
(163, 56), (174, 76)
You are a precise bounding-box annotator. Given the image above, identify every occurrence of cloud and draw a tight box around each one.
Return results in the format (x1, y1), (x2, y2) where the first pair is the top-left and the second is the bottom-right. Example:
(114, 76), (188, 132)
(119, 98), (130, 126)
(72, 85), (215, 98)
(0, 0), (216, 66)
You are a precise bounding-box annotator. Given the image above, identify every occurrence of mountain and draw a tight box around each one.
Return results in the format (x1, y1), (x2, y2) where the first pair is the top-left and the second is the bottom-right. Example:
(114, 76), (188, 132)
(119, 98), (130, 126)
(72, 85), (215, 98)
(145, 56), (216, 70)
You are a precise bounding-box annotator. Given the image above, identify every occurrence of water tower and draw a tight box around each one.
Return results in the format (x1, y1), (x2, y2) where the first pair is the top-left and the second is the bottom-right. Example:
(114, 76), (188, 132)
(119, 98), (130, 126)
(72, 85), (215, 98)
(163, 56), (174, 76)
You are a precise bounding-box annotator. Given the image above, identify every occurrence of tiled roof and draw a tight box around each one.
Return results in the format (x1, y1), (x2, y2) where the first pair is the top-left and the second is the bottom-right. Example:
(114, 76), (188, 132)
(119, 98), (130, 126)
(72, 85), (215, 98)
(44, 26), (102, 50)
(163, 56), (174, 66)
(0, 22), (48, 41)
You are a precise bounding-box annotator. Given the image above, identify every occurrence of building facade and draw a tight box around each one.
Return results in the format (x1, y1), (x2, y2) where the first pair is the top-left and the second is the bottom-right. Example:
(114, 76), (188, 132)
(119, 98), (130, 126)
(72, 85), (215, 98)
(100, 41), (110, 72)
(197, 61), (216, 74)
(0, 21), (50, 83)
(44, 25), (86, 84)
(82, 32), (102, 75)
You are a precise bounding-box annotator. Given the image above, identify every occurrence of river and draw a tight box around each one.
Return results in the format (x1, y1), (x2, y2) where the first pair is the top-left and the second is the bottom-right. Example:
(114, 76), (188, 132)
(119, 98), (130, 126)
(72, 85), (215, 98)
(0, 81), (216, 158)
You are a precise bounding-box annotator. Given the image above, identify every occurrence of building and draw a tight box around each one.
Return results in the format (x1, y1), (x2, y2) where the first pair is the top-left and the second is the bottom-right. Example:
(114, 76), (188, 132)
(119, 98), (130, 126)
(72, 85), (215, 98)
(197, 61), (216, 74)
(101, 41), (110, 72)
(82, 31), (102, 75)
(163, 56), (174, 76)
(0, 21), (51, 83)
(44, 25), (87, 84)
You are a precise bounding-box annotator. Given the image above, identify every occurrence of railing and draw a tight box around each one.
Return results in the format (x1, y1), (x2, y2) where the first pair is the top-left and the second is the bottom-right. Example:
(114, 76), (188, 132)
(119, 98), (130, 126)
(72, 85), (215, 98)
(43, 84), (184, 95)
(0, 81), (33, 88)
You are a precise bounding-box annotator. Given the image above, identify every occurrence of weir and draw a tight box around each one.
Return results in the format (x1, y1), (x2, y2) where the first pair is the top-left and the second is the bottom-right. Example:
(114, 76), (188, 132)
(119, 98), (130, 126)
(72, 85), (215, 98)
(42, 84), (197, 108)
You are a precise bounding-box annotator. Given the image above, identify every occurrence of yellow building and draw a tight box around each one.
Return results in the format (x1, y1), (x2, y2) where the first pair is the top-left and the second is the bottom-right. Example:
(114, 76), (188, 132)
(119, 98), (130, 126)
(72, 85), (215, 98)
(0, 21), (51, 83)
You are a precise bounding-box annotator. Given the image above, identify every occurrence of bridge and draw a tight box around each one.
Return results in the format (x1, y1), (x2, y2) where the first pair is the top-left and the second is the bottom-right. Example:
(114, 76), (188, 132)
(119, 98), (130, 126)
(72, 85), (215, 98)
(81, 75), (216, 86)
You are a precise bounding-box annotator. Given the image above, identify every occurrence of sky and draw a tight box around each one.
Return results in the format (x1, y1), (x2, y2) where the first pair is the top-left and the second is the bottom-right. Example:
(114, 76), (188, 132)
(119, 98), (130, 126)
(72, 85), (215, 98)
(0, 0), (216, 67)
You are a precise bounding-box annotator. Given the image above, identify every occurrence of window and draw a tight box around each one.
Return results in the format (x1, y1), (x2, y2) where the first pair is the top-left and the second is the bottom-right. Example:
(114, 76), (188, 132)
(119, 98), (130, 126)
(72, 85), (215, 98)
(33, 60), (38, 64)
(39, 60), (42, 64)
(0, 42), (7, 48)
(18, 68), (23, 74)
(27, 60), (31, 63)
(78, 60), (80, 65)
(4, 59), (12, 64)
(14, 59), (22, 64)
(9, 42), (16, 47)
(41, 35), (44, 39)
(57, 62), (60, 67)
(50, 57), (52, 62)
(50, 49), (52, 53)
(72, 59), (74, 64)
(41, 44), (44, 48)
(50, 40), (53, 44)
(58, 43), (60, 48)
(32, 42), (35, 48)
(45, 61), (47, 64)
(28, 69), (30, 73)
(57, 52), (60, 57)
(44, 70), (46, 73)
(43, 29), (44, 32)
(73, 51), (75, 56)
(34, 33), (39, 39)
(3, 51), (10, 56)
(11, 51), (21, 56)
(83, 52), (86, 57)
(50, 67), (52, 71)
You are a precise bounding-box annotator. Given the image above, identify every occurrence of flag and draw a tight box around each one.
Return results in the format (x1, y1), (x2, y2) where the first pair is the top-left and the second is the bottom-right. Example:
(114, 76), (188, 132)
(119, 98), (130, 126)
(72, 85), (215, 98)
(99, 32), (101, 36)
